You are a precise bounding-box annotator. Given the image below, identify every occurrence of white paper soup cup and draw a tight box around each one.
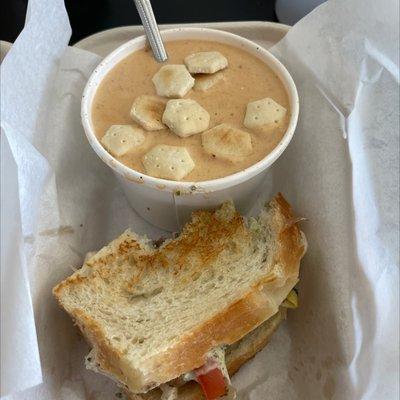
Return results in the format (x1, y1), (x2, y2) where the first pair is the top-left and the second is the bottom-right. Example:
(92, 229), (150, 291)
(82, 28), (299, 232)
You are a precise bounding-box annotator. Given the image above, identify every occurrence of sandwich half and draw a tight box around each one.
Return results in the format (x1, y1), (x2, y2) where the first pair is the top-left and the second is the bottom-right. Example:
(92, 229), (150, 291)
(128, 306), (289, 400)
(53, 193), (306, 399)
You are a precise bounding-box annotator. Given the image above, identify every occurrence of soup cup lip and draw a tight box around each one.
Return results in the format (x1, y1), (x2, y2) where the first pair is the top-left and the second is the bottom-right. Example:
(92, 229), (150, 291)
(81, 27), (299, 192)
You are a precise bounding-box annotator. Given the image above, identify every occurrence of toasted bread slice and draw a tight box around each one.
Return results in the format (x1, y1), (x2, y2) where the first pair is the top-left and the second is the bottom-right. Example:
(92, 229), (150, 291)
(128, 308), (287, 400)
(53, 194), (306, 394)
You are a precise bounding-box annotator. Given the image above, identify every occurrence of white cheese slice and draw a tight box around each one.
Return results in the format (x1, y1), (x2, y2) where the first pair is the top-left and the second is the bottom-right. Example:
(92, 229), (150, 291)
(160, 384), (178, 400)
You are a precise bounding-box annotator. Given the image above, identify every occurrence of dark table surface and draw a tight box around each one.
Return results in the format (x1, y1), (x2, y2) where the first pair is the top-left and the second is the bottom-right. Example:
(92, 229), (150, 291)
(2, 0), (278, 45)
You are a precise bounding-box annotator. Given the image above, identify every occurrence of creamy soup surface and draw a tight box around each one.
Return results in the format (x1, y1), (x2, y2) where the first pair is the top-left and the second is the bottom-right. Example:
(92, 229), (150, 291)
(92, 40), (290, 181)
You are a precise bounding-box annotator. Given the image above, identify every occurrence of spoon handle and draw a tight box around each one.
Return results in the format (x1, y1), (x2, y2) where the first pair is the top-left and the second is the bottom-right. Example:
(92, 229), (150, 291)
(133, 0), (168, 62)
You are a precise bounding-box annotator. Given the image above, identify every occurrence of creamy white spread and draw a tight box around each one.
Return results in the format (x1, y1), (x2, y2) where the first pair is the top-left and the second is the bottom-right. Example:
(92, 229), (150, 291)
(206, 347), (236, 400)
(182, 370), (196, 382)
(160, 384), (178, 400)
(179, 346), (236, 399)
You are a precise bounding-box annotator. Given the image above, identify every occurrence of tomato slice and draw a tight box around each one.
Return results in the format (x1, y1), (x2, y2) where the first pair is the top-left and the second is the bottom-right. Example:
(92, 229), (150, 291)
(196, 367), (227, 399)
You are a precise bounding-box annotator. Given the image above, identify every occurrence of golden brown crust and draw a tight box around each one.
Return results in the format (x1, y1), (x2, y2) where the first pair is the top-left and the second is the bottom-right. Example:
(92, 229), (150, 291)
(140, 194), (305, 385)
(128, 308), (287, 400)
(72, 310), (127, 384)
(145, 287), (278, 384)
(127, 206), (247, 291)
(53, 232), (151, 390)
(53, 194), (306, 394)
(53, 296), (130, 387)
(52, 232), (146, 297)
(274, 193), (307, 275)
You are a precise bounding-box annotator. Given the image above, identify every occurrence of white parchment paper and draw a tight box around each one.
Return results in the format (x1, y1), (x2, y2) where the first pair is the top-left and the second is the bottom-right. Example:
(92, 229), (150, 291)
(1, 0), (399, 399)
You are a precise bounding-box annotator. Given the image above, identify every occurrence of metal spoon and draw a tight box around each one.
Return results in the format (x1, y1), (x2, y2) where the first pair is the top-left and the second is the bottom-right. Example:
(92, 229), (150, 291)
(133, 0), (168, 62)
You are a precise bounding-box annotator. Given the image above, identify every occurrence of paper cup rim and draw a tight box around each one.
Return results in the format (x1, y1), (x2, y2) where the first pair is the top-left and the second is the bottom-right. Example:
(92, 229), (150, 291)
(81, 27), (299, 192)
